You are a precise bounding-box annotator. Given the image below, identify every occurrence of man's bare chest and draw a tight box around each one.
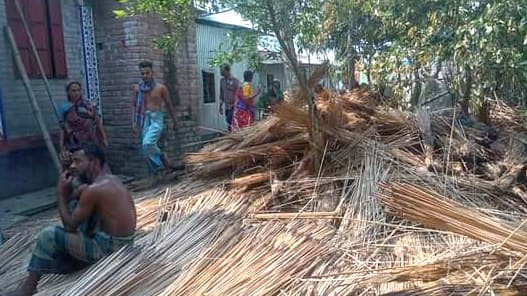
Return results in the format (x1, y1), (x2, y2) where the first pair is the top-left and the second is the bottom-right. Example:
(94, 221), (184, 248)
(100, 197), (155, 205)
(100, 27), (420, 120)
(146, 89), (164, 107)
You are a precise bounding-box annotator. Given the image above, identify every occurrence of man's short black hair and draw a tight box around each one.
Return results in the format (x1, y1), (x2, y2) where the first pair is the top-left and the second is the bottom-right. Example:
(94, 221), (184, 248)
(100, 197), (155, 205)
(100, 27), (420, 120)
(243, 70), (253, 82)
(221, 63), (231, 72)
(138, 61), (153, 69)
(70, 143), (106, 168)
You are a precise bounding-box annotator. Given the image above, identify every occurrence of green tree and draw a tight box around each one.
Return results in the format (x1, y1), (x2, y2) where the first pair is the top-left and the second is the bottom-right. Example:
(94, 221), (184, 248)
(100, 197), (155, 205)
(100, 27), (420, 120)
(219, 0), (326, 91)
(370, 0), (527, 115)
(114, 0), (220, 52)
(322, 0), (392, 89)
(321, 0), (527, 117)
(219, 0), (327, 171)
(208, 31), (262, 70)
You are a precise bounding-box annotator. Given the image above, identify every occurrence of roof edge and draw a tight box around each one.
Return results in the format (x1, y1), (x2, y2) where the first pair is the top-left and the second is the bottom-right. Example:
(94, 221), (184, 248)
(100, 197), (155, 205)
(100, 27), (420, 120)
(195, 17), (255, 32)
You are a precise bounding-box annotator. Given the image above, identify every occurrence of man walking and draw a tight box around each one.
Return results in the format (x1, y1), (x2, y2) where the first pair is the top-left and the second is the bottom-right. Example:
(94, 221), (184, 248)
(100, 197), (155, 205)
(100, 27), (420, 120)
(131, 61), (177, 174)
(219, 64), (239, 131)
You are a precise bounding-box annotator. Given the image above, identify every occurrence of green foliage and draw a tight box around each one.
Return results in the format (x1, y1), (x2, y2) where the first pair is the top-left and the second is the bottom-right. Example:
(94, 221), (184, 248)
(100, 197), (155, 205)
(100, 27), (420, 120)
(115, 0), (527, 112)
(221, 0), (324, 50)
(374, 0), (527, 107)
(114, 0), (213, 53)
(324, 0), (527, 110)
(257, 92), (271, 110)
(221, 0), (326, 88)
(208, 31), (262, 70)
(320, 0), (393, 90)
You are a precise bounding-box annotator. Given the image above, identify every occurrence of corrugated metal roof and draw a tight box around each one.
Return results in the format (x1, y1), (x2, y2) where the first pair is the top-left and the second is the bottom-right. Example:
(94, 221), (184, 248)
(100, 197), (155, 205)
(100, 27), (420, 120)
(197, 10), (253, 29)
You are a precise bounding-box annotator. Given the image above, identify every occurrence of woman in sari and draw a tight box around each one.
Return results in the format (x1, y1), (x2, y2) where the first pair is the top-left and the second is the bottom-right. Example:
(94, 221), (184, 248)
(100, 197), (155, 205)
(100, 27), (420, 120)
(232, 70), (260, 130)
(60, 81), (107, 170)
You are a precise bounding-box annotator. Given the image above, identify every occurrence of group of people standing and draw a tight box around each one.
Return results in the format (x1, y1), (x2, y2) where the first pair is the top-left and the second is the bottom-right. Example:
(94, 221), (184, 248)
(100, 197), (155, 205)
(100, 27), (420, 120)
(59, 61), (176, 175)
(219, 64), (259, 131)
(61, 62), (271, 176)
(219, 63), (284, 130)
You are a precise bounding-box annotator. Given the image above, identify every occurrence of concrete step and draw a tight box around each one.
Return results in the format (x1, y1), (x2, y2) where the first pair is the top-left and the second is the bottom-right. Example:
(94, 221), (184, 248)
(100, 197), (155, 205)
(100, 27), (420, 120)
(0, 187), (56, 217)
(0, 212), (28, 230)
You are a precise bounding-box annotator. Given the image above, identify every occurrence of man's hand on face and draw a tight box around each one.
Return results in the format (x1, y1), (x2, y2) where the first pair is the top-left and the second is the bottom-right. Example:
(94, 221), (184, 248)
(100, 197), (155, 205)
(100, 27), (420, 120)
(57, 171), (73, 199)
(60, 150), (72, 163)
(59, 150), (73, 172)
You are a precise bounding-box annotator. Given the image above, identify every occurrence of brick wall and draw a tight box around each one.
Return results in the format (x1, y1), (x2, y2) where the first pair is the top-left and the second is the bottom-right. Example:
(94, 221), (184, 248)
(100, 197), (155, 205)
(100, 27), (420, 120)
(94, 1), (200, 177)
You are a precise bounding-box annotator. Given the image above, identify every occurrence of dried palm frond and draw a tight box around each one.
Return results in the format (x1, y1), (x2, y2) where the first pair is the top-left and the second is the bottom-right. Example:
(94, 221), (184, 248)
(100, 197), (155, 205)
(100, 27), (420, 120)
(5, 90), (527, 296)
(378, 183), (527, 254)
(36, 211), (242, 296)
(161, 220), (336, 296)
(0, 233), (34, 292)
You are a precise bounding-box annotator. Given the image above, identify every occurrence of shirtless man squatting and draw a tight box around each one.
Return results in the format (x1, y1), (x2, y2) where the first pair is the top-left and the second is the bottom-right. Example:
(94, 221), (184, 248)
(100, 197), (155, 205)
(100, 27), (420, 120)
(7, 143), (136, 296)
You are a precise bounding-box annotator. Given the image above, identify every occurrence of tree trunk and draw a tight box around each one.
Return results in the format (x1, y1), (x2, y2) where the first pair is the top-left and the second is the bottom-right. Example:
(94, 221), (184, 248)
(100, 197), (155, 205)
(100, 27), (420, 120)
(366, 55), (373, 85)
(460, 65), (472, 115)
(265, 0), (318, 173)
(410, 64), (421, 107)
(477, 98), (490, 125)
(433, 61), (441, 79)
(477, 84), (490, 125)
(349, 56), (358, 89)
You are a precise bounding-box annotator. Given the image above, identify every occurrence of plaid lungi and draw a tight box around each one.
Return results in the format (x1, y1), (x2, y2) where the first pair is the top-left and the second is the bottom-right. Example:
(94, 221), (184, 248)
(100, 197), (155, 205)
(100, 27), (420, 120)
(28, 225), (134, 274)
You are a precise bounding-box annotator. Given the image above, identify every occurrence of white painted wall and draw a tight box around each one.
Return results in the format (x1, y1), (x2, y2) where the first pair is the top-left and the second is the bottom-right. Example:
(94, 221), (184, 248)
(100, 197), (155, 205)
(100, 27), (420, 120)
(196, 23), (250, 133)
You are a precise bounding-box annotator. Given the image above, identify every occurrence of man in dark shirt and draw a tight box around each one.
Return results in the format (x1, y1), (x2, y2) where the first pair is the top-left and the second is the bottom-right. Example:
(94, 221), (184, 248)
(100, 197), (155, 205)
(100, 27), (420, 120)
(219, 64), (240, 131)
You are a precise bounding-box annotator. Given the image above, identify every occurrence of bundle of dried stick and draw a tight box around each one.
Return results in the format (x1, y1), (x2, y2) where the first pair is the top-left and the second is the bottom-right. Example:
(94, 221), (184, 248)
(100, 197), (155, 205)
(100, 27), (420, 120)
(4, 88), (527, 295)
(378, 182), (527, 254)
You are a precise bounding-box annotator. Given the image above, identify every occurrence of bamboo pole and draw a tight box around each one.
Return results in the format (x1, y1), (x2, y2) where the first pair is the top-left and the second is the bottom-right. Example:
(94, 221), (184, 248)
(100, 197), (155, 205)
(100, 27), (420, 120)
(14, 0), (62, 125)
(5, 26), (61, 171)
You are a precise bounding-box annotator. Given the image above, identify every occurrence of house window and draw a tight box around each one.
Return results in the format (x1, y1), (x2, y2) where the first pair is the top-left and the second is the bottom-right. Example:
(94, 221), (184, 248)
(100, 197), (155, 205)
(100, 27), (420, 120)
(266, 74), (274, 90)
(6, 0), (67, 78)
(202, 71), (215, 104)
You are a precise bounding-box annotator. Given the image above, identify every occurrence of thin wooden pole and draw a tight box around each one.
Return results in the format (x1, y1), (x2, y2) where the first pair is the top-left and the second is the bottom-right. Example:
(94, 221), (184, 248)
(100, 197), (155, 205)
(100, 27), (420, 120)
(5, 26), (61, 171)
(14, 0), (62, 125)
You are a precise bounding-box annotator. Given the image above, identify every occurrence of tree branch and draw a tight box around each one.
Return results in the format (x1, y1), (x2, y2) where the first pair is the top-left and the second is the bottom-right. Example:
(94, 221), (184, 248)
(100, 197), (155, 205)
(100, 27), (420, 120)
(264, 0), (306, 89)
